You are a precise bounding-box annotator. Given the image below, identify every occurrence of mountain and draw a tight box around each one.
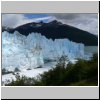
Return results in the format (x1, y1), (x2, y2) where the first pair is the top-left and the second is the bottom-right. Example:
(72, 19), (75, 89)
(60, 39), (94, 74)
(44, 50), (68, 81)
(2, 20), (98, 46)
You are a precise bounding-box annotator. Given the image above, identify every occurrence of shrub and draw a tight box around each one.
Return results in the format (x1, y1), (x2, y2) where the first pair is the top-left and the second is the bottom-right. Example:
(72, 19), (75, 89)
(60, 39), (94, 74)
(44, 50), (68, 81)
(5, 74), (36, 86)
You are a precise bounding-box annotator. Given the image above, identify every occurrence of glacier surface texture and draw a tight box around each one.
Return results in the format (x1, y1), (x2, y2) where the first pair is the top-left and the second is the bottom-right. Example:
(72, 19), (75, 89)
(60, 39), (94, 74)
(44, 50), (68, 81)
(2, 31), (84, 70)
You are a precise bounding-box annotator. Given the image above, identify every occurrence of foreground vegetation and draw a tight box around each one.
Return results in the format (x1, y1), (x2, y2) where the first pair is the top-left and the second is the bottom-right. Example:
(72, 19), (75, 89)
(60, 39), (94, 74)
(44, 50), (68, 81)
(5, 54), (98, 86)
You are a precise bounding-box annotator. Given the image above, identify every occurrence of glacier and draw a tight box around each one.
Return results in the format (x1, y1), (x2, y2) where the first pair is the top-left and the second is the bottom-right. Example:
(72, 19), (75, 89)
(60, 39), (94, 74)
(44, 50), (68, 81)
(2, 31), (84, 70)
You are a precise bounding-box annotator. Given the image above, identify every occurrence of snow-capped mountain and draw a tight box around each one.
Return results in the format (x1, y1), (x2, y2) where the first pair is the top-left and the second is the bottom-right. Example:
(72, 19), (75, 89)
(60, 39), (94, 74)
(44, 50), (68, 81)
(2, 31), (84, 70)
(2, 20), (98, 46)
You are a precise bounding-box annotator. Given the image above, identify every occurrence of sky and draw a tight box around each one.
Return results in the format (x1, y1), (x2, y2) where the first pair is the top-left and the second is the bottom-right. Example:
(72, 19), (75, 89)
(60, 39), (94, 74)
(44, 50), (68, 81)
(2, 13), (98, 35)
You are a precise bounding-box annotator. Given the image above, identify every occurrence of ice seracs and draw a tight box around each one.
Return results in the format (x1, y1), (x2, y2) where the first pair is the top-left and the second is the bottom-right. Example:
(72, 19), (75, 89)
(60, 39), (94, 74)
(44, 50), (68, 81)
(2, 31), (84, 70)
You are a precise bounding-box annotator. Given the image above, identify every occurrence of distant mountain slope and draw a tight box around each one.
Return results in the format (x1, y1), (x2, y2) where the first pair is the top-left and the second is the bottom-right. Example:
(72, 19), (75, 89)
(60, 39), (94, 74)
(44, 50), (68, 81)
(2, 20), (98, 46)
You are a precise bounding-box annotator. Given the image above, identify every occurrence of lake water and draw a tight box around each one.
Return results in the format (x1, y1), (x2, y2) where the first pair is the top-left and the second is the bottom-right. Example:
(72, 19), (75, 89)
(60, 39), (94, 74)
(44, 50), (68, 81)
(84, 46), (98, 54)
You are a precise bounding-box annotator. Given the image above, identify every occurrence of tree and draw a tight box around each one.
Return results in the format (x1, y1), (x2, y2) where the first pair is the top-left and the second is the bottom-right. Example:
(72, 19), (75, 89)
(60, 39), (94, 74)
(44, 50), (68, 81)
(5, 53), (98, 86)
(57, 55), (69, 68)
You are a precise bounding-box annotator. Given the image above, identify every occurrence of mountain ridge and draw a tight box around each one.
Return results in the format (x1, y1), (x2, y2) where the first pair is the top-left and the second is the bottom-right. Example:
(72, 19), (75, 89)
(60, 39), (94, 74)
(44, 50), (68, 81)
(2, 20), (98, 46)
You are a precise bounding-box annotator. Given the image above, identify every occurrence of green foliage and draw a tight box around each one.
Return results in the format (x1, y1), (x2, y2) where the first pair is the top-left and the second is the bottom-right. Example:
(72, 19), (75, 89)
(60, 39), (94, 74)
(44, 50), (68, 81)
(6, 54), (98, 86)
(57, 55), (69, 67)
(5, 73), (37, 86)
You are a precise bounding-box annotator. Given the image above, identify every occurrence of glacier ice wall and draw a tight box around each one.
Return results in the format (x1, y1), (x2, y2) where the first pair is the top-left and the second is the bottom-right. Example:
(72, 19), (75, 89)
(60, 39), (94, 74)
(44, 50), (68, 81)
(2, 31), (84, 70)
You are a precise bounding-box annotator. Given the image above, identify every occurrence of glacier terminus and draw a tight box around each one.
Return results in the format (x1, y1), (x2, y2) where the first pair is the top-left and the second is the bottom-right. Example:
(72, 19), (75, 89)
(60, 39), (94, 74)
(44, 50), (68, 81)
(2, 31), (85, 71)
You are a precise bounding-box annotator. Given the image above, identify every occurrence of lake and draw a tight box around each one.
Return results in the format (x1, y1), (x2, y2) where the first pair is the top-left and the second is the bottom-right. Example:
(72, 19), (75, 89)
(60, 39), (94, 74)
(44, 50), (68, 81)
(84, 46), (98, 54)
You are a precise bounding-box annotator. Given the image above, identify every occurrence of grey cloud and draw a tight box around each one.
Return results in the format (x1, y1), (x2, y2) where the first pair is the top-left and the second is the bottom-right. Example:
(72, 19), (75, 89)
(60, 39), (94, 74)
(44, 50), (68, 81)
(2, 14), (27, 28)
(2, 14), (55, 28)
(49, 14), (98, 35)
(49, 14), (79, 20)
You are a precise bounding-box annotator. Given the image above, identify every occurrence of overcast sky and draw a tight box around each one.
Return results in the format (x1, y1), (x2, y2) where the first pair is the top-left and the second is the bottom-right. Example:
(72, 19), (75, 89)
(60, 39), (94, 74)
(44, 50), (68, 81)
(2, 14), (98, 35)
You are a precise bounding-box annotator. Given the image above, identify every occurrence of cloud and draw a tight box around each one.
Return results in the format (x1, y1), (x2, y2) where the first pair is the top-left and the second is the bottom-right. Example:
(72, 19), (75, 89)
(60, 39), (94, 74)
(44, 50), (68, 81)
(2, 14), (55, 28)
(2, 14), (98, 35)
(49, 14), (98, 35)
(2, 14), (26, 28)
